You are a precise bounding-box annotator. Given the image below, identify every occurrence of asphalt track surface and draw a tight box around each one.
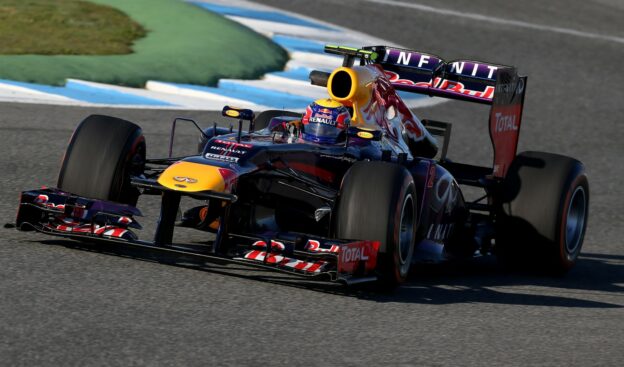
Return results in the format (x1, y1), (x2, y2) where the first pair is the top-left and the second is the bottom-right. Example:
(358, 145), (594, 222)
(1, 0), (623, 365)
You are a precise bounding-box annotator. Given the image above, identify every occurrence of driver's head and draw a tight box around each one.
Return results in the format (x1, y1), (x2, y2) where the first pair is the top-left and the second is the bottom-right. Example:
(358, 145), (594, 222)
(302, 98), (351, 144)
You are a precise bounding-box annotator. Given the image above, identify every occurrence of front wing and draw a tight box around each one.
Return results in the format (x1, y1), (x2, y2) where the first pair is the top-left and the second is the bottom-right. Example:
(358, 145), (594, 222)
(15, 188), (380, 285)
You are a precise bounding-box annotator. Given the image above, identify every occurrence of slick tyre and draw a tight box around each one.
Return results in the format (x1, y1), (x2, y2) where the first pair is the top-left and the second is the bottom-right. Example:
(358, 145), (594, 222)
(336, 161), (417, 290)
(497, 151), (589, 273)
(254, 110), (301, 131)
(57, 114), (146, 206)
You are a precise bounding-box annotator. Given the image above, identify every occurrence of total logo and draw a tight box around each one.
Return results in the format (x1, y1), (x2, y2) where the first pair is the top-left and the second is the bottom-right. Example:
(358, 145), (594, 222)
(494, 112), (518, 133)
(337, 241), (379, 273)
(340, 247), (369, 263)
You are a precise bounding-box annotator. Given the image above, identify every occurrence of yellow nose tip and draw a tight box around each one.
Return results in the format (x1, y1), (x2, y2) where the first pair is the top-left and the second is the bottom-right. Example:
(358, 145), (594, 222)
(157, 162), (226, 192)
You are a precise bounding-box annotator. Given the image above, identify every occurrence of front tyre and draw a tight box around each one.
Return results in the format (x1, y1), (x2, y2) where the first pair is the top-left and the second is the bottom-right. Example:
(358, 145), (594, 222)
(497, 151), (589, 273)
(335, 161), (417, 289)
(57, 114), (146, 206)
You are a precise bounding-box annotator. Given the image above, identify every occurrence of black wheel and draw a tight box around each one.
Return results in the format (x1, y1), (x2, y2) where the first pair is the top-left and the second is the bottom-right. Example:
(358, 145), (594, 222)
(254, 110), (301, 131)
(57, 114), (146, 206)
(497, 151), (589, 273)
(335, 161), (417, 289)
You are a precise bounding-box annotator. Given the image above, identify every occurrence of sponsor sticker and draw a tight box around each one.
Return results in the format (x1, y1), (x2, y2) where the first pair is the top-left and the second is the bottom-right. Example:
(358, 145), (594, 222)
(305, 239), (340, 253)
(243, 250), (328, 274)
(310, 116), (336, 125)
(225, 109), (240, 118)
(214, 139), (252, 149)
(204, 152), (240, 163)
(205, 139), (252, 162)
(427, 223), (455, 242)
(251, 240), (286, 252)
(173, 176), (198, 183)
(337, 240), (379, 274)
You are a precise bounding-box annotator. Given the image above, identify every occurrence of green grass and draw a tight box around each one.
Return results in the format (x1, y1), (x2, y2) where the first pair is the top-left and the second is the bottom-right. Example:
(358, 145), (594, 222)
(0, 0), (146, 55)
(0, 0), (288, 87)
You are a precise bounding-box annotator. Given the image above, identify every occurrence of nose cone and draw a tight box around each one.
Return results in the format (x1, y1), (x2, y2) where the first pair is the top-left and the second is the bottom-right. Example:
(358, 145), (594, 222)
(157, 162), (228, 192)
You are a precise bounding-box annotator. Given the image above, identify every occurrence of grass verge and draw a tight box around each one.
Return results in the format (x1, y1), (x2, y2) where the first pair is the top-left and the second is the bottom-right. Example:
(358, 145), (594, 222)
(0, 0), (287, 87)
(0, 0), (146, 55)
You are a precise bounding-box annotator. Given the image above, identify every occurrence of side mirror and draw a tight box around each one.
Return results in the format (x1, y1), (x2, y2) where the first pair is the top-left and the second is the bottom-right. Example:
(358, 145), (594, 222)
(222, 106), (255, 121)
(347, 126), (382, 141)
(222, 106), (256, 141)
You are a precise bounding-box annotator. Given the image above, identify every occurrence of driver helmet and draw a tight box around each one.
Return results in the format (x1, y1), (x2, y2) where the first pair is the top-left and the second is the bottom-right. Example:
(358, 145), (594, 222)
(302, 98), (351, 144)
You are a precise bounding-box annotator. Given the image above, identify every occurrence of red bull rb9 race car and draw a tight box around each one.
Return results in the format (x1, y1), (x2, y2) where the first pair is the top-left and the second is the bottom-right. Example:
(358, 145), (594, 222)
(14, 45), (589, 290)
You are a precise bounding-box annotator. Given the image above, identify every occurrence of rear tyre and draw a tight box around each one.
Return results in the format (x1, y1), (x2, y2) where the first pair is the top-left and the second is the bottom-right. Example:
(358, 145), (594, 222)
(497, 151), (589, 273)
(254, 110), (301, 131)
(57, 114), (146, 206)
(335, 161), (417, 290)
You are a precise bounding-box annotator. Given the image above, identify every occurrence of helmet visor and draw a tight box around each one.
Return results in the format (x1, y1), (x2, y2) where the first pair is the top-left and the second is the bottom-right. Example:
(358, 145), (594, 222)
(303, 122), (344, 144)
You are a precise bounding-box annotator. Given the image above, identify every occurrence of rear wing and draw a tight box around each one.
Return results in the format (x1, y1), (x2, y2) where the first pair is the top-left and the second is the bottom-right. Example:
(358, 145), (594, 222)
(323, 45), (528, 178)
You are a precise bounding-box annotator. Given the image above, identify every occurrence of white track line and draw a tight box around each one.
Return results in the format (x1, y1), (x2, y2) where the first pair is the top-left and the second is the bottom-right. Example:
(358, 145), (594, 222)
(363, 0), (624, 45)
(198, 0), (400, 46)
(66, 79), (226, 110)
(225, 16), (395, 47)
(285, 52), (343, 71)
(220, 79), (329, 100)
(0, 83), (75, 103)
(145, 81), (268, 110)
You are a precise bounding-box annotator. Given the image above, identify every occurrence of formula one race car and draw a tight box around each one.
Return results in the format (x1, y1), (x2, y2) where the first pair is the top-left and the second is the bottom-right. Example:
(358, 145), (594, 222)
(14, 45), (589, 290)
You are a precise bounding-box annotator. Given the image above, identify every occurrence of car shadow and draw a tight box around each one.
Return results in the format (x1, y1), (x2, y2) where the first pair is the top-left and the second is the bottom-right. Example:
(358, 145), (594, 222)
(383, 253), (624, 308)
(35, 238), (624, 309)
